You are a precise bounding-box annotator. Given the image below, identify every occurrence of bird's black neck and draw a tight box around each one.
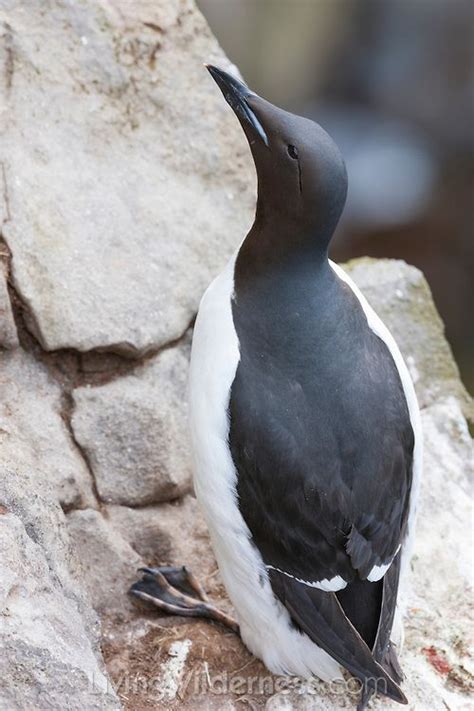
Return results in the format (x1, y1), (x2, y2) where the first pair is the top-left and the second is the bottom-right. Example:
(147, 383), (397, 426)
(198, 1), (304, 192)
(235, 213), (333, 286)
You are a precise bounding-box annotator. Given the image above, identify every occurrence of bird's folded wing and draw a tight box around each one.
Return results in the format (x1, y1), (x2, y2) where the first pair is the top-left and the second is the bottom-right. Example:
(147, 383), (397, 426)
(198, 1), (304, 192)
(356, 550), (403, 710)
(268, 566), (407, 705)
(373, 550), (402, 663)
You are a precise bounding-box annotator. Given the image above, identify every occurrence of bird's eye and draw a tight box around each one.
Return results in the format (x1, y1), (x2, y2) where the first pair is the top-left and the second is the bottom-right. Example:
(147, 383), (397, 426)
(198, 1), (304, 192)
(287, 144), (298, 160)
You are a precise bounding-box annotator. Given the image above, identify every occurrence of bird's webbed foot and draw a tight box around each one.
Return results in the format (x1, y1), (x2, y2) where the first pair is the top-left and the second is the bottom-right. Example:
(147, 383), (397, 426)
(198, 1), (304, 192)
(129, 565), (239, 633)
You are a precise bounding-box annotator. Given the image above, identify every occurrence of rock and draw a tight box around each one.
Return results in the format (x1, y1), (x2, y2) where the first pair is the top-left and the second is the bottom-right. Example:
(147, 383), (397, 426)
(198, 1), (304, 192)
(0, 507), (119, 710)
(106, 496), (220, 596)
(0, 348), (120, 706)
(345, 258), (473, 418)
(1, 465), (89, 609)
(403, 397), (473, 692)
(0, 354), (119, 707)
(0, 262), (18, 349)
(106, 503), (175, 564)
(71, 342), (191, 506)
(66, 495), (226, 620)
(0, 0), (255, 355)
(66, 509), (144, 616)
(0, 349), (96, 511)
(318, 394), (474, 711)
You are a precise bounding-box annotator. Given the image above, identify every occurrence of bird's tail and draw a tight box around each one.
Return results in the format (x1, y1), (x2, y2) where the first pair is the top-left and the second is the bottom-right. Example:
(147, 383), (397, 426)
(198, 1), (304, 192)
(357, 641), (404, 710)
(268, 568), (407, 706)
(356, 552), (404, 710)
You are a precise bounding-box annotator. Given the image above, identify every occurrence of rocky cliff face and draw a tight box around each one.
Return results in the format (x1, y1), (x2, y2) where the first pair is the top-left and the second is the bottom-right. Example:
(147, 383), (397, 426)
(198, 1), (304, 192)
(0, 2), (472, 710)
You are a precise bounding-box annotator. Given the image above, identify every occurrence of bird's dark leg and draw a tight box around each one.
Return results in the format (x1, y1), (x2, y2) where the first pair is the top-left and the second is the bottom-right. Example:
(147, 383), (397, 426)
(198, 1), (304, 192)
(129, 566), (239, 634)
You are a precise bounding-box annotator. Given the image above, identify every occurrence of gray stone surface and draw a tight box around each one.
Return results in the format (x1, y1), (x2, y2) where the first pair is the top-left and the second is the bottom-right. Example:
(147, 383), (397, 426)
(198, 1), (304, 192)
(345, 258), (473, 418)
(71, 341), (191, 506)
(106, 495), (220, 594)
(106, 503), (176, 565)
(0, 0), (255, 355)
(66, 509), (143, 616)
(0, 349), (96, 511)
(66, 495), (222, 620)
(0, 262), (18, 349)
(0, 350), (118, 708)
(0, 511), (120, 711)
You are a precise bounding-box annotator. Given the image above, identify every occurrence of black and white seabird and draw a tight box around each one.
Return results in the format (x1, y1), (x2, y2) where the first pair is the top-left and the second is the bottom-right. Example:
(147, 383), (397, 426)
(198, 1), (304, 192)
(131, 66), (422, 709)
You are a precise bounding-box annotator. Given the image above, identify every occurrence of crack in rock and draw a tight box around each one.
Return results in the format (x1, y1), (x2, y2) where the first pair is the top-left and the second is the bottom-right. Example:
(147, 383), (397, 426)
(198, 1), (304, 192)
(1, 22), (14, 92)
(60, 390), (104, 512)
(4, 250), (195, 390)
(0, 159), (196, 384)
(1, 161), (11, 223)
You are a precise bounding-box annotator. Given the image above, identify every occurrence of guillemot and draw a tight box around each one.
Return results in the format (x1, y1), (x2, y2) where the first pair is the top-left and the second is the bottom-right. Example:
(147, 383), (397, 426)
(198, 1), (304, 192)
(131, 65), (422, 709)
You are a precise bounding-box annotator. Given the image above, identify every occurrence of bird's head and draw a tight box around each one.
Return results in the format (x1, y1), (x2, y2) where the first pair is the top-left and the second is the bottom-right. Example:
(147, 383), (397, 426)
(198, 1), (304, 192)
(207, 65), (348, 249)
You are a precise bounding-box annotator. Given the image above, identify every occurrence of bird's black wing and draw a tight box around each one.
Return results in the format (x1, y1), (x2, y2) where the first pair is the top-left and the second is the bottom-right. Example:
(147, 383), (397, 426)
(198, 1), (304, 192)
(269, 562), (407, 705)
(356, 550), (404, 710)
(228, 327), (414, 590)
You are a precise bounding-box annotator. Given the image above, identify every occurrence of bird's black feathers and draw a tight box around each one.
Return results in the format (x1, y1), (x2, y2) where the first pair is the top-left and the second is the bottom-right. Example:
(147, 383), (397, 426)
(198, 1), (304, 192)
(229, 258), (414, 588)
(336, 577), (383, 650)
(229, 255), (413, 699)
(356, 550), (404, 710)
(269, 568), (407, 705)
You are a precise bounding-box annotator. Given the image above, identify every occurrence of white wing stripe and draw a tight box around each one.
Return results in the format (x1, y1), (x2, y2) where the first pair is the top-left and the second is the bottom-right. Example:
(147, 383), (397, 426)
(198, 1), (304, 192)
(266, 565), (348, 592)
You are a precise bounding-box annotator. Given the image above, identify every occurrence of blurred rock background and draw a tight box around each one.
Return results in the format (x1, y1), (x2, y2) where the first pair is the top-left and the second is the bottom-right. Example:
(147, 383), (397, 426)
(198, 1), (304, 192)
(199, 0), (474, 393)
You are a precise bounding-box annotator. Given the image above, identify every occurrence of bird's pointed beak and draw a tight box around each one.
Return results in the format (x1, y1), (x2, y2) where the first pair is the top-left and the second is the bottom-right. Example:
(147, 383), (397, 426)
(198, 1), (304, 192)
(206, 64), (269, 147)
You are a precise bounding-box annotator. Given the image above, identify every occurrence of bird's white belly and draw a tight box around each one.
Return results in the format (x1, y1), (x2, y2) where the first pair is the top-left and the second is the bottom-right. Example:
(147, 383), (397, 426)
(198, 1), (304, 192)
(188, 255), (342, 681)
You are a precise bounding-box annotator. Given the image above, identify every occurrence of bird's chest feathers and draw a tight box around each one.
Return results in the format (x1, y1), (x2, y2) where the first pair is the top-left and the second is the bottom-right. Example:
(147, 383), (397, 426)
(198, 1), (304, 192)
(232, 276), (383, 399)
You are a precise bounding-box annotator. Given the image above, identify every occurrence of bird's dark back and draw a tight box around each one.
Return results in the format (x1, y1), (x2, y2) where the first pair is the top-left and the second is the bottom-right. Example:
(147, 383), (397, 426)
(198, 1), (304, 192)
(228, 256), (414, 579)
